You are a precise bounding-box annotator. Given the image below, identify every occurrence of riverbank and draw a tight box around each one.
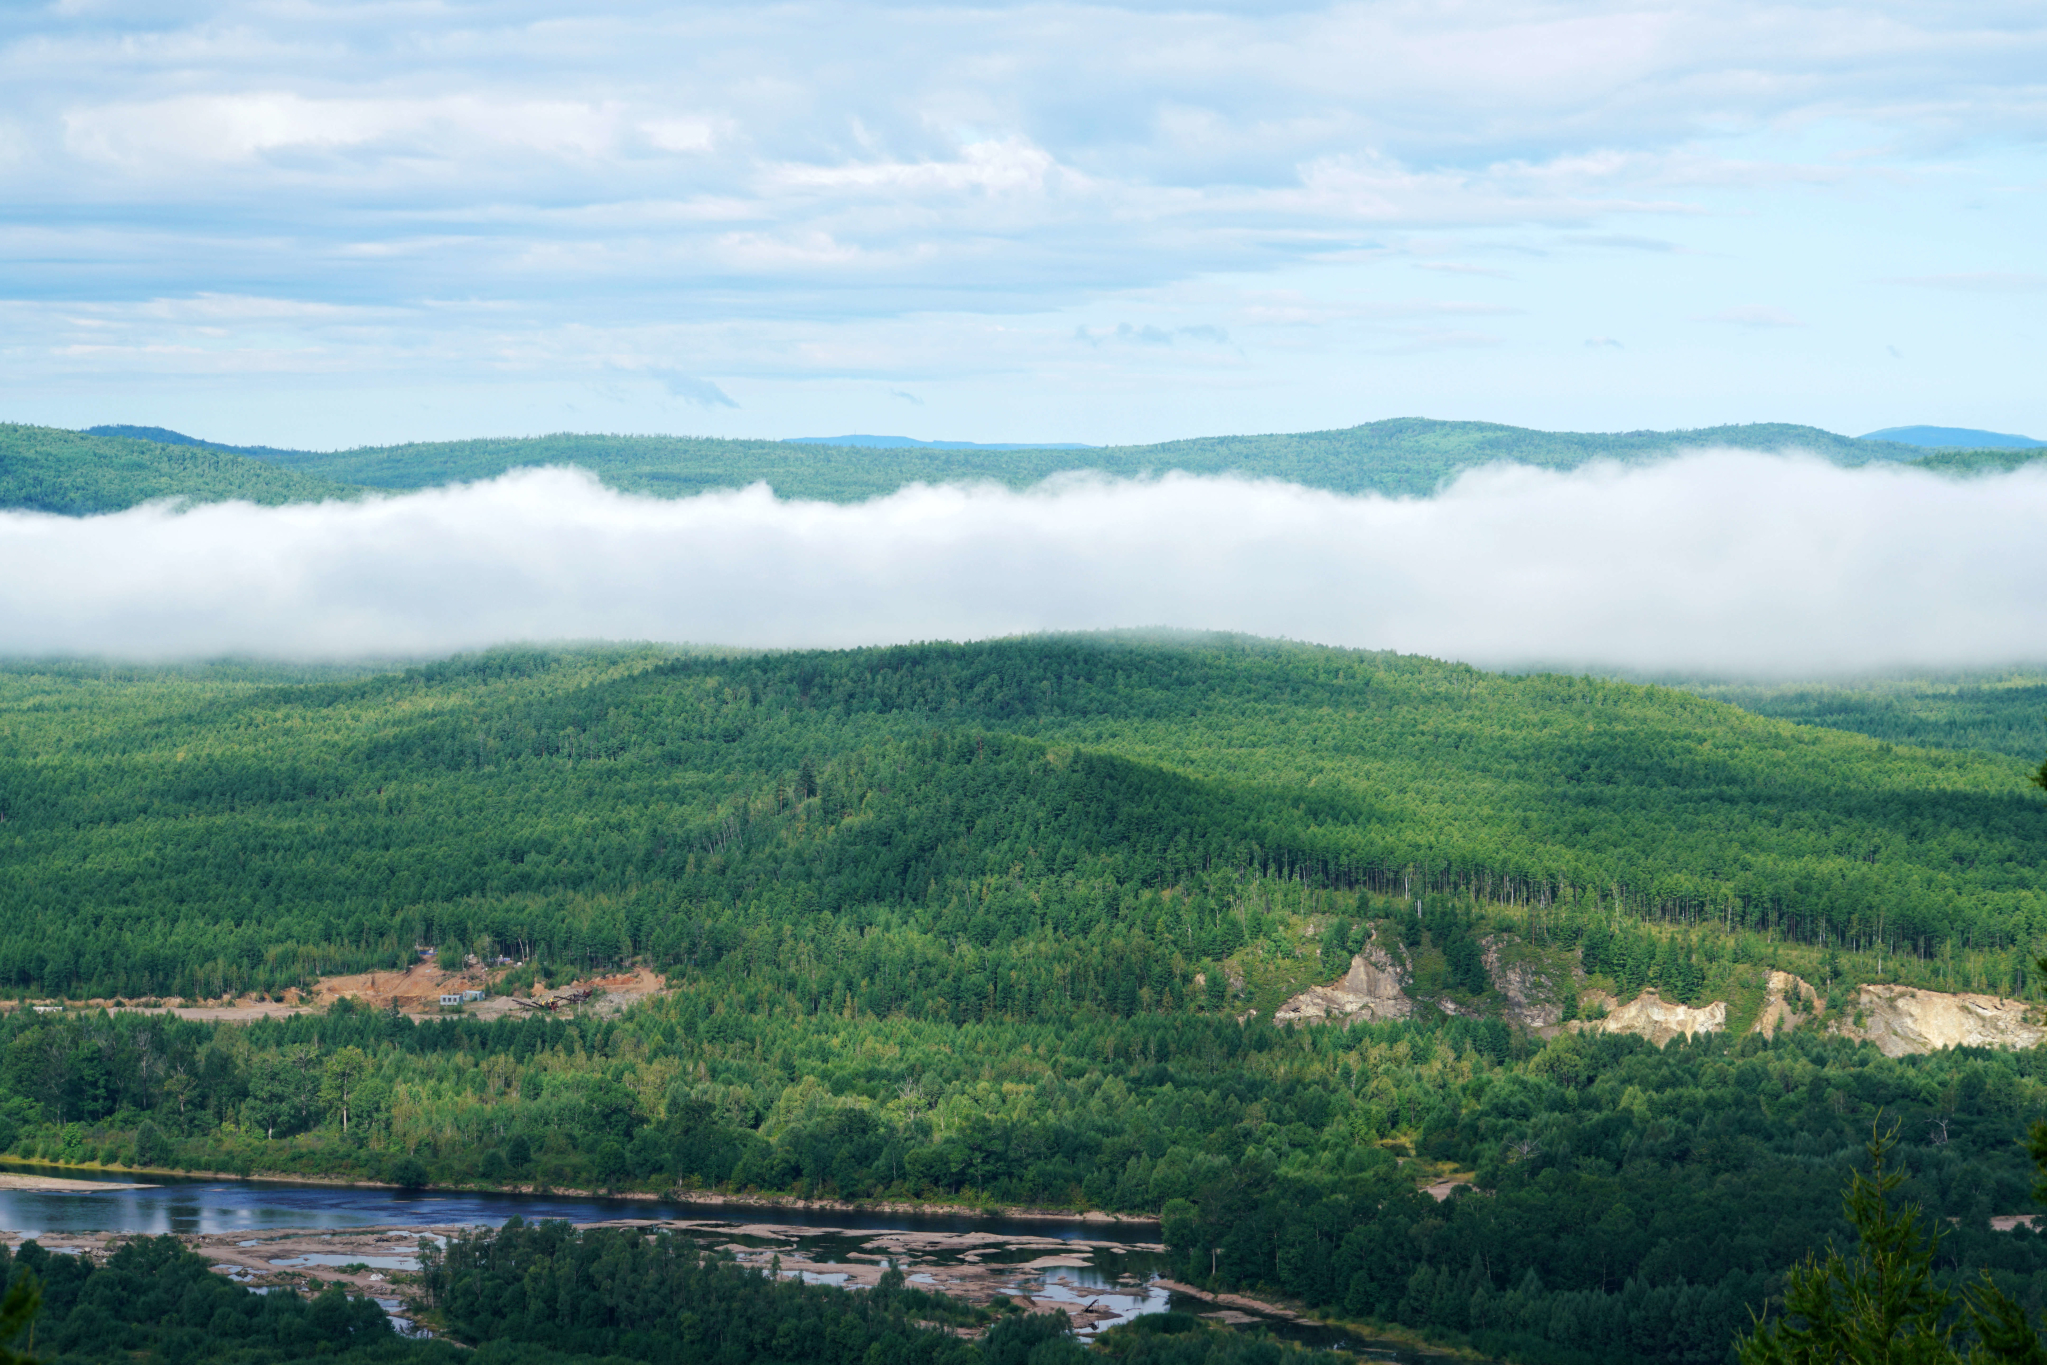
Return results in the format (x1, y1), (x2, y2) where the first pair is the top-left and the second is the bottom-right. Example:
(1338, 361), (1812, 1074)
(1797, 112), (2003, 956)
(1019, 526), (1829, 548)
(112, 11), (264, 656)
(1161, 1280), (1487, 1361)
(0, 1172), (156, 1192)
(0, 1158), (1157, 1226)
(6, 1213), (1169, 1339)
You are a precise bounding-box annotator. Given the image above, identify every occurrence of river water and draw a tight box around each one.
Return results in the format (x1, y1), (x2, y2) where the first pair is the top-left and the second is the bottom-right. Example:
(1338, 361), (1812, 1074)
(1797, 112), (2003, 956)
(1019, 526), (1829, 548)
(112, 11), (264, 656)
(0, 1161), (1067, 1238)
(0, 1164), (1445, 1360)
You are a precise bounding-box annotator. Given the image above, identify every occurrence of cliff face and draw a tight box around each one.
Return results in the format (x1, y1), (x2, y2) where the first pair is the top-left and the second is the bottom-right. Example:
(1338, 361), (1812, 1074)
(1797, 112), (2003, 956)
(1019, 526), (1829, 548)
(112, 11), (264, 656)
(1573, 990), (1728, 1046)
(1273, 946), (1414, 1024)
(1584, 973), (2046, 1057)
(1271, 932), (2047, 1059)
(1832, 984), (2047, 1057)
(1483, 937), (1568, 1029)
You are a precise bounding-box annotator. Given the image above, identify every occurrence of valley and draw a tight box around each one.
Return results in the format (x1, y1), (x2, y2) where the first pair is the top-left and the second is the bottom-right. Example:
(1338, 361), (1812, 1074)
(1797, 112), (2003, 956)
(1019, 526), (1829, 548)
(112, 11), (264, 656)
(0, 633), (2044, 1363)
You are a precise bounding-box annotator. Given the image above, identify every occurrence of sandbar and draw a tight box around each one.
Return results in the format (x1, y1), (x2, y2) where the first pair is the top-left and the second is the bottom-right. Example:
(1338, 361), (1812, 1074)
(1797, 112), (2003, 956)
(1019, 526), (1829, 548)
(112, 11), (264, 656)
(0, 1173), (155, 1192)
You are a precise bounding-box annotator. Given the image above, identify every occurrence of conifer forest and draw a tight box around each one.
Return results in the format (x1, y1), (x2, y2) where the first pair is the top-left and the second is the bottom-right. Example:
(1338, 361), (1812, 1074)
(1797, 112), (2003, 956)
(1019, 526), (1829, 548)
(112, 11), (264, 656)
(2, 635), (2046, 1364)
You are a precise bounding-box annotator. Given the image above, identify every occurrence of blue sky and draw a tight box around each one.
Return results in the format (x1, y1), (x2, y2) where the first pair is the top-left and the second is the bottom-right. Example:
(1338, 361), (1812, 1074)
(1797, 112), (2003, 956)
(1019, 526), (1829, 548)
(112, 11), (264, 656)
(2, 0), (2042, 449)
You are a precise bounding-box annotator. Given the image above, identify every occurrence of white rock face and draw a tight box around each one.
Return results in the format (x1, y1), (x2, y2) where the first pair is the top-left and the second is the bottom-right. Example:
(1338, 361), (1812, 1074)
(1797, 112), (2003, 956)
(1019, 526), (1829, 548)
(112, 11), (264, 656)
(1751, 970), (1820, 1040)
(1588, 973), (2043, 1056)
(1833, 984), (2047, 1058)
(1575, 990), (1727, 1046)
(1274, 947), (1414, 1024)
(1272, 936), (2047, 1059)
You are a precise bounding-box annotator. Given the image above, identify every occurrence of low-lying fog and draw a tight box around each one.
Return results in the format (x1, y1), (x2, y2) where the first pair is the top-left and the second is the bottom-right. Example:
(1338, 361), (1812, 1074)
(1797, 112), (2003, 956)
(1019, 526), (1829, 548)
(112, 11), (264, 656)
(5, 450), (2042, 675)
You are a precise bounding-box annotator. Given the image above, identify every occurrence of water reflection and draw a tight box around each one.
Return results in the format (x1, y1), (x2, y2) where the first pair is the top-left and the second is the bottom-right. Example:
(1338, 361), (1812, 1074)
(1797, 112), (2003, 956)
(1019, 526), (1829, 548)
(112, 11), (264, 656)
(0, 1162), (1127, 1239)
(0, 1163), (1448, 1360)
(271, 1253), (419, 1271)
(1033, 1269), (1171, 1335)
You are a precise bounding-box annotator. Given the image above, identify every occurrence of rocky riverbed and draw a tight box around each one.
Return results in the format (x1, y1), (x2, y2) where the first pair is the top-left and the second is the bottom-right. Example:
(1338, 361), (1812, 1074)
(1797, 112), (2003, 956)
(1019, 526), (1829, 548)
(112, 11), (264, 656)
(2, 1217), (1174, 1340)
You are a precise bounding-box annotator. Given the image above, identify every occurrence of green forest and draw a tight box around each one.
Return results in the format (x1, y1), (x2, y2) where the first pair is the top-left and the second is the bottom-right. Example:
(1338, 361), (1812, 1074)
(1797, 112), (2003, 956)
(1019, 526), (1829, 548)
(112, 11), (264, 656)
(2, 636), (2041, 1002)
(3, 417), (2026, 514)
(164, 418), (1935, 502)
(1674, 671), (2047, 762)
(10, 942), (2047, 1364)
(2, 634), (2047, 1364)
(0, 425), (354, 515)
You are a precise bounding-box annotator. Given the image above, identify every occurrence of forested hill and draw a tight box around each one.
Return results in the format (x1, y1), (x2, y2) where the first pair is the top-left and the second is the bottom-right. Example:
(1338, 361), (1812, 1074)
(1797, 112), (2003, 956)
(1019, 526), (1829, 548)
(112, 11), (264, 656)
(161, 417), (1939, 500)
(0, 424), (356, 514)
(1674, 670), (2047, 761)
(1, 417), (1992, 512)
(7, 634), (2047, 1365)
(0, 633), (2040, 1002)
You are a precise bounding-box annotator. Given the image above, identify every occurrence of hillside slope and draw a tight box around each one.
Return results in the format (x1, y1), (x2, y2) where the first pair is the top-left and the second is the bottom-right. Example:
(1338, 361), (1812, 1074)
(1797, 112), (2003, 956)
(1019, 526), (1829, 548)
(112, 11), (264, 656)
(0, 634), (2039, 1001)
(40, 417), (1957, 506)
(6, 634), (2047, 1365)
(1902, 446), (2047, 477)
(0, 424), (356, 514)
(9, 416), (2033, 513)
(1677, 671), (2047, 760)
(1861, 425), (2044, 449)
(240, 417), (1945, 499)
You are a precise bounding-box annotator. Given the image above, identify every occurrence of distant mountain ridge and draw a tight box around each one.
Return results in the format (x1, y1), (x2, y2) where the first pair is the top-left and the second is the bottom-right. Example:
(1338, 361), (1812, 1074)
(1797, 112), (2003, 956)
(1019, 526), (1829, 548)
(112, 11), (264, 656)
(1859, 425), (2044, 449)
(85, 423), (315, 462)
(1, 424), (354, 516)
(783, 434), (1093, 449)
(3, 416), (2035, 515)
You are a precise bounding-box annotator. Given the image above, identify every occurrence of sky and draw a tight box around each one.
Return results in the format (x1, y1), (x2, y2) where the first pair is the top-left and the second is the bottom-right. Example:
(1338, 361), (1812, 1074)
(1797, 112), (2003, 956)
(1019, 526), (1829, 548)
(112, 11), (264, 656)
(2, 0), (2043, 449)
(7, 453), (2044, 673)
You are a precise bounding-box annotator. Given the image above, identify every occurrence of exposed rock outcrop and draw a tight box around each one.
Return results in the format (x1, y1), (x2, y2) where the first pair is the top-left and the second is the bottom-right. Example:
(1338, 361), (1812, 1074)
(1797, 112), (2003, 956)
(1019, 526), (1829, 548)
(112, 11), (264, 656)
(1482, 937), (1568, 1029)
(1576, 973), (2044, 1056)
(1831, 984), (2047, 1058)
(1574, 990), (1726, 1046)
(1751, 970), (1820, 1039)
(1274, 946), (1414, 1024)
(1273, 930), (2047, 1058)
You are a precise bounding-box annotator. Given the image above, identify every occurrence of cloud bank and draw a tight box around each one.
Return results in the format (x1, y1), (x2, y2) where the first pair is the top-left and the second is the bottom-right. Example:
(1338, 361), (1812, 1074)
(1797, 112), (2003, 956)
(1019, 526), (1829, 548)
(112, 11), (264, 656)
(3, 451), (2042, 675)
(4, 0), (2045, 443)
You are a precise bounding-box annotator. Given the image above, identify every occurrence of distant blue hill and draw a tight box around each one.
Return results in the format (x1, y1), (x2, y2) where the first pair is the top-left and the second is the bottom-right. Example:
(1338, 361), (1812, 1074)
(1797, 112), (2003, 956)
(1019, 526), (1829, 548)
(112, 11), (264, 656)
(784, 434), (1094, 450)
(1859, 425), (2043, 449)
(45, 416), (2035, 512)
(85, 424), (306, 460)
(87, 424), (210, 446)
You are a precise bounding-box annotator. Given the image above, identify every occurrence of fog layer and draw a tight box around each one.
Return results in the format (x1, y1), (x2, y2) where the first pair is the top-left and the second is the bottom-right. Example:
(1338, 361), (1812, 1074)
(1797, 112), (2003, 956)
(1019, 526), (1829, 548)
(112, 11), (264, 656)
(4, 451), (2041, 674)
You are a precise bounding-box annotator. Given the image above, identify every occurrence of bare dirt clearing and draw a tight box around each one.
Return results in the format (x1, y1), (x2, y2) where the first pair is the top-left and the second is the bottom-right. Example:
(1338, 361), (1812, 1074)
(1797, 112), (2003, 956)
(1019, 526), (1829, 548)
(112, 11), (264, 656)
(18, 962), (674, 1025)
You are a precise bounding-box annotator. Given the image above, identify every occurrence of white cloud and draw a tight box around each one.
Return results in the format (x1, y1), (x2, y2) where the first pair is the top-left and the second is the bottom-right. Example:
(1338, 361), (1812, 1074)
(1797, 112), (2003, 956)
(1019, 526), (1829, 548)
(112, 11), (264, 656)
(62, 93), (632, 168)
(1699, 304), (1804, 327)
(4, 0), (2045, 438)
(3, 451), (2042, 675)
(1415, 262), (1512, 278)
(1891, 272), (2047, 292)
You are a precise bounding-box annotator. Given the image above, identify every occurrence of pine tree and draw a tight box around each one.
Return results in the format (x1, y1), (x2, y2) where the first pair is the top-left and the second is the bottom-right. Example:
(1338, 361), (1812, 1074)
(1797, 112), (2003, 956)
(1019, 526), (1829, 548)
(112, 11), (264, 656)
(0, 1274), (39, 1365)
(1739, 1121), (2047, 1365)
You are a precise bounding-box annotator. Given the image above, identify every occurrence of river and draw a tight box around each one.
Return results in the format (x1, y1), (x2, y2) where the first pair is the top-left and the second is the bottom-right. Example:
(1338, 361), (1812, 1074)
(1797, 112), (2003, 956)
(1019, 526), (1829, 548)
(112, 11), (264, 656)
(0, 1163), (1451, 1361)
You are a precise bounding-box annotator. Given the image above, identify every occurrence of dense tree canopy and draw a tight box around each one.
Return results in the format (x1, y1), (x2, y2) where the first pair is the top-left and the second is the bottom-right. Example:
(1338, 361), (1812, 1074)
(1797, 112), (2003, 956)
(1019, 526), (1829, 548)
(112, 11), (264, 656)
(1, 636), (2039, 1001)
(8, 418), (2015, 514)
(4, 635), (2047, 1365)
(0, 425), (352, 514)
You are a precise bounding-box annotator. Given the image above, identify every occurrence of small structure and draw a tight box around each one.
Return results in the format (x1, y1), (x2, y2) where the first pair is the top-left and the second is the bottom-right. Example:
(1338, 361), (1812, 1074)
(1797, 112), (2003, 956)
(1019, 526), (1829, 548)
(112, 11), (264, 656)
(461, 989), (486, 1002)
(438, 994), (463, 1007)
